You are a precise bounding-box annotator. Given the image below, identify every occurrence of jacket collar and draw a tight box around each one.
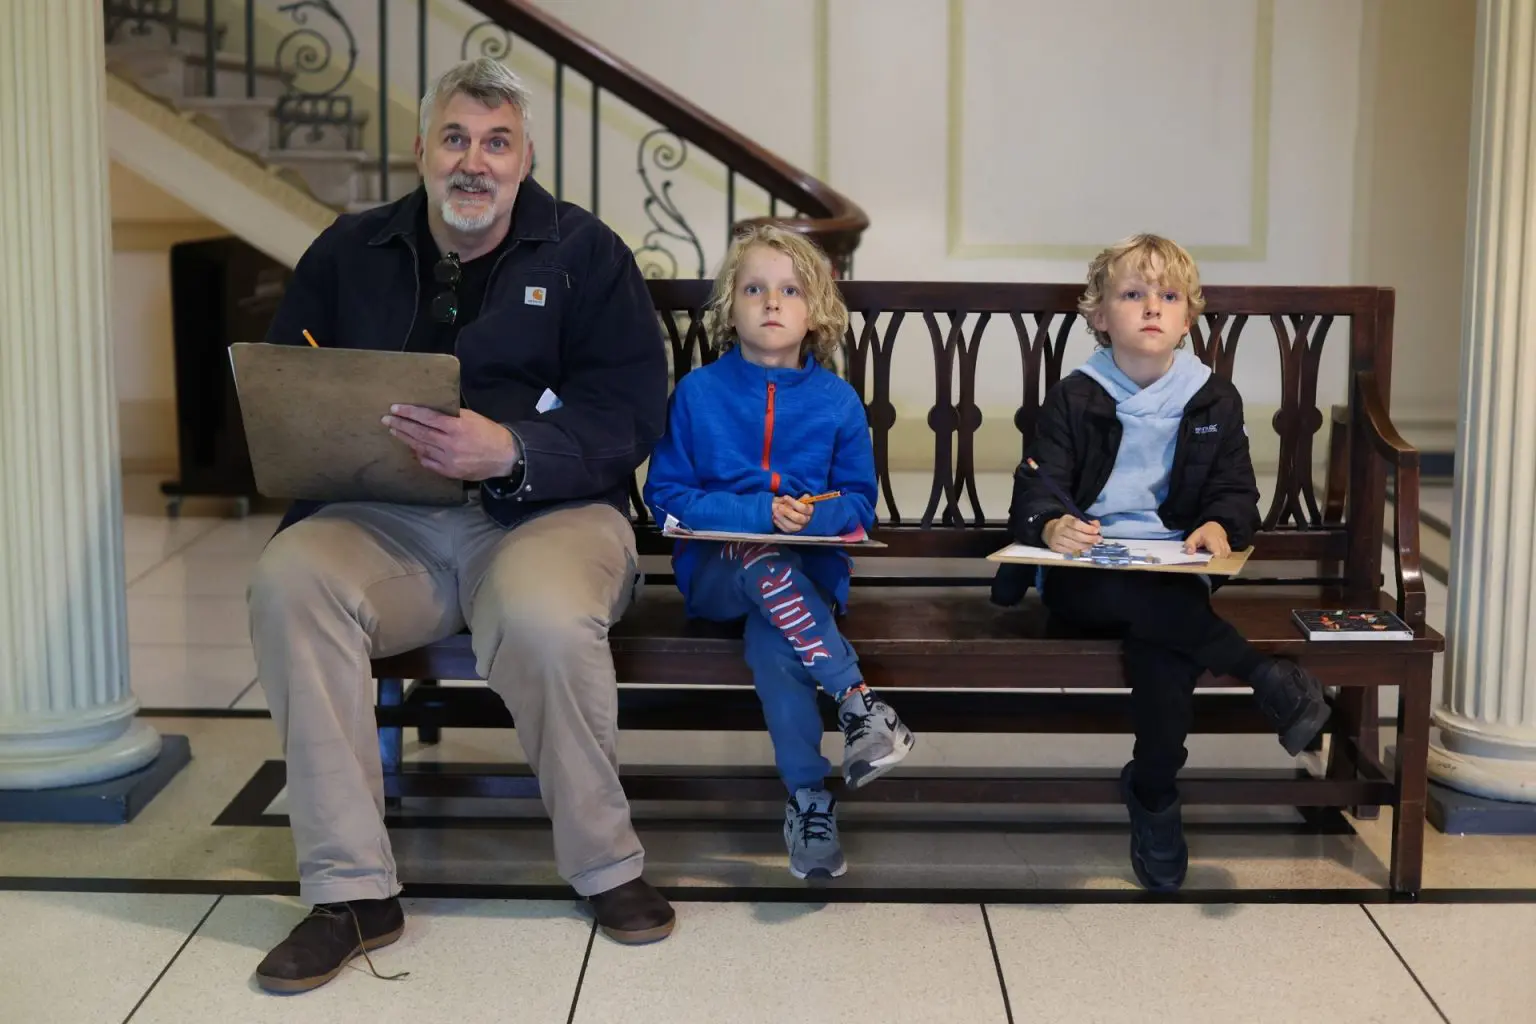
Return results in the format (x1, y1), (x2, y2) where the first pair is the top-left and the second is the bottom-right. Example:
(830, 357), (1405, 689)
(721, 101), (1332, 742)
(716, 344), (823, 387)
(368, 177), (561, 247)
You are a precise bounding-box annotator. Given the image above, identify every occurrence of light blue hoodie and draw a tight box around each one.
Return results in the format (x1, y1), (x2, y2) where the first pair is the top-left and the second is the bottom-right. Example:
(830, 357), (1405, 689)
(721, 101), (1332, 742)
(1075, 346), (1213, 540)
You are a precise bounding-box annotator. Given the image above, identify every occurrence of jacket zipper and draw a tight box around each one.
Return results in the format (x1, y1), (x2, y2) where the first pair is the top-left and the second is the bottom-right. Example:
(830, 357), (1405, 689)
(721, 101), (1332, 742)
(762, 382), (779, 492)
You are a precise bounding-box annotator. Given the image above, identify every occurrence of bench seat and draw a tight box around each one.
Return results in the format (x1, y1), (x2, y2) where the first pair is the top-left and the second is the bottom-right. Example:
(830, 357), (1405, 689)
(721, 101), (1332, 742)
(374, 587), (1441, 690)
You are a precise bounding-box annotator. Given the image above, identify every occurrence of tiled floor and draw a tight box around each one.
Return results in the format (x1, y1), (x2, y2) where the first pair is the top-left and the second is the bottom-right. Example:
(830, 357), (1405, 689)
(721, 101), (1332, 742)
(4, 476), (1533, 1021)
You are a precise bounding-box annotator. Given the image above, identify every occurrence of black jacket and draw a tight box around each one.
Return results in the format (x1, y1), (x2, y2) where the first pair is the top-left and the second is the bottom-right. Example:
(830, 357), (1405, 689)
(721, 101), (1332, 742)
(265, 179), (669, 531)
(992, 369), (1262, 604)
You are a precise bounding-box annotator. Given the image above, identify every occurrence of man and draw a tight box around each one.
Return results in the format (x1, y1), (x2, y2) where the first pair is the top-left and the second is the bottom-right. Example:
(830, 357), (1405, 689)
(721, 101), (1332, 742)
(247, 58), (674, 994)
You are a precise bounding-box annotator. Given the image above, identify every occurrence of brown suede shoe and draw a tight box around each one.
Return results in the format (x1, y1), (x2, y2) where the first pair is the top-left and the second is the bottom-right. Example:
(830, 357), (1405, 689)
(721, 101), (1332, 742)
(254, 897), (405, 994)
(587, 877), (675, 944)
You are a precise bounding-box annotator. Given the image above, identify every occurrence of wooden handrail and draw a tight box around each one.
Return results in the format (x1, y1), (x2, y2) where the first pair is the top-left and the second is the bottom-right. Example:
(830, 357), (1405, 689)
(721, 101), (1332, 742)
(458, 0), (869, 271)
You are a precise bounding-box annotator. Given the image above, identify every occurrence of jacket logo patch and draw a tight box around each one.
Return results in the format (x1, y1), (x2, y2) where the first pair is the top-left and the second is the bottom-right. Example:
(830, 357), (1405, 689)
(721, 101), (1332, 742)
(525, 286), (547, 306)
(1193, 424), (1219, 435)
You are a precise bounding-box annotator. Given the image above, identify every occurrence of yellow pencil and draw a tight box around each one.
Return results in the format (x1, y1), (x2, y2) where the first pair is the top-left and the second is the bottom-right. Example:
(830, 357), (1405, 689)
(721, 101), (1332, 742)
(803, 490), (843, 505)
(302, 329), (319, 348)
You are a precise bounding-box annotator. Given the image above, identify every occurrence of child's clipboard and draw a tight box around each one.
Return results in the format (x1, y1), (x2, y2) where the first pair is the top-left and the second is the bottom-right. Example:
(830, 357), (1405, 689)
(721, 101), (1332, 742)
(987, 539), (1252, 576)
(660, 515), (886, 548)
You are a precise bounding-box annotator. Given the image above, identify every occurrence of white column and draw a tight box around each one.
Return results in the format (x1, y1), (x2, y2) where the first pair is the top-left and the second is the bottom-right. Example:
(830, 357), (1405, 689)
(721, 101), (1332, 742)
(0, 0), (162, 788)
(1431, 0), (1536, 803)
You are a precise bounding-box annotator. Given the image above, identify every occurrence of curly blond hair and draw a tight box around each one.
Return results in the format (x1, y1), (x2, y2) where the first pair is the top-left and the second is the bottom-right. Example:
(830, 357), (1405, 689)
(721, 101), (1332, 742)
(704, 224), (848, 370)
(1079, 233), (1207, 346)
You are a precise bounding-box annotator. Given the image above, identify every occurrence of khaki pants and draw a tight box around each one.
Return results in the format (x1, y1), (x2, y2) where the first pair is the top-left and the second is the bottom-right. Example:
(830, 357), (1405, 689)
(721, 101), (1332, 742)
(247, 498), (643, 904)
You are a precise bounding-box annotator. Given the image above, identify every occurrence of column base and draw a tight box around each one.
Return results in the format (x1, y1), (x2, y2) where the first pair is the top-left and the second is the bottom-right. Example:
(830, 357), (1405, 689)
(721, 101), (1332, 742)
(1428, 776), (1536, 835)
(0, 714), (163, 790)
(1428, 712), (1536, 805)
(0, 734), (190, 824)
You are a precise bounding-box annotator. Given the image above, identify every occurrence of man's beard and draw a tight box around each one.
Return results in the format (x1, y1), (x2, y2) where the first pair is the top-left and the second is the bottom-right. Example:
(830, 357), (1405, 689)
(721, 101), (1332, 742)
(437, 171), (498, 232)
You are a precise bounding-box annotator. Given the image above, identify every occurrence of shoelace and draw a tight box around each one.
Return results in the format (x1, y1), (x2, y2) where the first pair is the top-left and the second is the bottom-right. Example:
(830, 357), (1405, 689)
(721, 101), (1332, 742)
(839, 703), (873, 744)
(309, 904), (410, 983)
(796, 804), (836, 844)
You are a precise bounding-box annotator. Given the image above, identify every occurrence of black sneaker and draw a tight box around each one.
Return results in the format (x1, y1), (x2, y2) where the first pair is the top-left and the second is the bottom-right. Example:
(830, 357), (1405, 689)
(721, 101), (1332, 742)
(1120, 762), (1188, 893)
(587, 877), (675, 944)
(1250, 659), (1332, 756)
(254, 897), (405, 994)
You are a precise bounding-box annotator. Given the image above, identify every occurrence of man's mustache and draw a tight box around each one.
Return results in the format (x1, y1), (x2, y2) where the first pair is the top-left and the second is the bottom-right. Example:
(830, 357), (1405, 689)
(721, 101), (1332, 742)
(446, 172), (496, 195)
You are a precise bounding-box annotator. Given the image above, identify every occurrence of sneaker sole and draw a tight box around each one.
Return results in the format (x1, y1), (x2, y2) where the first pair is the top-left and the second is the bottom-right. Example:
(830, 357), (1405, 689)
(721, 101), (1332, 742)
(789, 861), (849, 883)
(254, 923), (404, 995)
(844, 729), (916, 789)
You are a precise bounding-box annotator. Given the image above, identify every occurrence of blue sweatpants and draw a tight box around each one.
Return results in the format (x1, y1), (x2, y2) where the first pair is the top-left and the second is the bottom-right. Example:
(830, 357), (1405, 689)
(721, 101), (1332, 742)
(687, 541), (864, 793)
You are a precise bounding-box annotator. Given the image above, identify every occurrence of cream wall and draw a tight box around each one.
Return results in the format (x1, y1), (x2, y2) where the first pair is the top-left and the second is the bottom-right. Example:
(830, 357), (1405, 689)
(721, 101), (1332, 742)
(110, 162), (228, 472)
(1351, 0), (1475, 455)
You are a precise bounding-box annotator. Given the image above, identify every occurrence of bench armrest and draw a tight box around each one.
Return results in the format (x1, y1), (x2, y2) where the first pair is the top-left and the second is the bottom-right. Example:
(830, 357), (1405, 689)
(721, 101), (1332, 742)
(1356, 370), (1426, 631)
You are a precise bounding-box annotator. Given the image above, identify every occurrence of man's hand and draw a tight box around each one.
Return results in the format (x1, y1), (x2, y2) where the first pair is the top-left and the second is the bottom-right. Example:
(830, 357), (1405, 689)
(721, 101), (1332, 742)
(1042, 515), (1102, 554)
(1184, 521), (1231, 558)
(383, 405), (520, 481)
(773, 494), (812, 534)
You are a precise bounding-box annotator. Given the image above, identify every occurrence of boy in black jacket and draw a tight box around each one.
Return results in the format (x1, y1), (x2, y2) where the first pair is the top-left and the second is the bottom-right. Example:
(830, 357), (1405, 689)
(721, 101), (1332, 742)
(1000, 234), (1331, 892)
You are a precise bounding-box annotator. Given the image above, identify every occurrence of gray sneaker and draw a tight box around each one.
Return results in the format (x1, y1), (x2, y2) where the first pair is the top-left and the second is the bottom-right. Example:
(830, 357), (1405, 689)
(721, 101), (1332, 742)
(784, 788), (846, 882)
(838, 686), (915, 788)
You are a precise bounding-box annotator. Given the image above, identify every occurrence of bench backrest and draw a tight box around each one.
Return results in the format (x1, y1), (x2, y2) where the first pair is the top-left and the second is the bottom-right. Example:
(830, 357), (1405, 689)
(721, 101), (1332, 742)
(639, 280), (1396, 596)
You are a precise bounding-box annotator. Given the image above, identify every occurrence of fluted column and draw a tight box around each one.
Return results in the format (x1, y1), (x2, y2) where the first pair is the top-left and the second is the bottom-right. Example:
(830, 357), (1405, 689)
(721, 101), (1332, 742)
(0, 0), (162, 787)
(1431, 0), (1536, 803)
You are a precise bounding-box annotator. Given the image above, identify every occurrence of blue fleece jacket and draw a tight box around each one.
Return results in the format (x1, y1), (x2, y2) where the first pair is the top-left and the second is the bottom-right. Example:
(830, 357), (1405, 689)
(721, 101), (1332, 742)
(642, 346), (878, 616)
(1076, 346), (1213, 540)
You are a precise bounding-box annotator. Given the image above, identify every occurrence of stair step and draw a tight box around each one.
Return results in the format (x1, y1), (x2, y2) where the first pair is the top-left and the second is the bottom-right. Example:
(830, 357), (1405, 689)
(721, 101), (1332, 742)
(261, 150), (420, 207)
(261, 150), (415, 167)
(104, 9), (225, 53)
(177, 96), (281, 154)
(106, 44), (292, 102)
(181, 51), (295, 99)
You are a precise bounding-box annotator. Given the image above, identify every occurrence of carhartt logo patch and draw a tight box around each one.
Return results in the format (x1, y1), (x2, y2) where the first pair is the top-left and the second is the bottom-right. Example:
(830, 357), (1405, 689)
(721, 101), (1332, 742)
(525, 286), (547, 306)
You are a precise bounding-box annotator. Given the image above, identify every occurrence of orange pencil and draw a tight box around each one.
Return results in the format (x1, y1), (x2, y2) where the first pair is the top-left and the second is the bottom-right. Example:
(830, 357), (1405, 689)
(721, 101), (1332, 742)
(302, 329), (319, 348)
(803, 490), (843, 505)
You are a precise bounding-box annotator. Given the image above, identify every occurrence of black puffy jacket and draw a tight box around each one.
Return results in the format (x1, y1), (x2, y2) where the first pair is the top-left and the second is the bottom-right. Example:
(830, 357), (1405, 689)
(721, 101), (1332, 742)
(991, 369), (1262, 604)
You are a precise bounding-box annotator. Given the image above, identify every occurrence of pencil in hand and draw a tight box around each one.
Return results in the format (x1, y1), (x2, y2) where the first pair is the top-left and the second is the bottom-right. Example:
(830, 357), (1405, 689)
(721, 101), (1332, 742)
(802, 490), (843, 505)
(1024, 457), (1092, 523)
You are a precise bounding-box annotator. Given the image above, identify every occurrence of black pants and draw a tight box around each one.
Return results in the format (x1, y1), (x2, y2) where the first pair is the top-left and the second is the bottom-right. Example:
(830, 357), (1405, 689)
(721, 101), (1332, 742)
(1040, 568), (1263, 804)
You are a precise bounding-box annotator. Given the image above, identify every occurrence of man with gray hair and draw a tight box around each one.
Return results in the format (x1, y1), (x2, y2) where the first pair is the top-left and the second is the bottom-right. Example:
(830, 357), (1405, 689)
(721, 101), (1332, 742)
(248, 57), (674, 993)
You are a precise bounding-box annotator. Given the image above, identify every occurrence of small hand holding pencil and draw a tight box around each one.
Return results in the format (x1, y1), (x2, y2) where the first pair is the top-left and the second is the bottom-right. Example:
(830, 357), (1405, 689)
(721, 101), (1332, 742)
(772, 489), (842, 534)
(1027, 458), (1103, 555)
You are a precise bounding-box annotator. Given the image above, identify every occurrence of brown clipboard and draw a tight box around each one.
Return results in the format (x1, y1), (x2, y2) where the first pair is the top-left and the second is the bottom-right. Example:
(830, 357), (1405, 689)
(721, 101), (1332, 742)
(229, 342), (465, 505)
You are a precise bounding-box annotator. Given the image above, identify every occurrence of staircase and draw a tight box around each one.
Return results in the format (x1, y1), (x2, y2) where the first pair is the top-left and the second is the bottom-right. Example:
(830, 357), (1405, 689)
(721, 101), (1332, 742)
(101, 0), (868, 274)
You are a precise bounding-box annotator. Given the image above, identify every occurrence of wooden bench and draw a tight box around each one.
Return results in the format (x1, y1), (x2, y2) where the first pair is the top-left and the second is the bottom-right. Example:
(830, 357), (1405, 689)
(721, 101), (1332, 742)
(371, 280), (1442, 894)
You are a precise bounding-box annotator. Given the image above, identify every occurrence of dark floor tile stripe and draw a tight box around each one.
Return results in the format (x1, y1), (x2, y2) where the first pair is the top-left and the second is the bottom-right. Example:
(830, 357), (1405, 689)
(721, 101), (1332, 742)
(6, 876), (1536, 904)
(980, 904), (1016, 1024)
(1361, 905), (1451, 1023)
(120, 894), (221, 1023)
(565, 920), (598, 1024)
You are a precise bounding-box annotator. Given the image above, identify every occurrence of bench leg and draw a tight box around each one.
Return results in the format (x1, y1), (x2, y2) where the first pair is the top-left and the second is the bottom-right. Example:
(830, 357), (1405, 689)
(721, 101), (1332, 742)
(1390, 661), (1432, 895)
(378, 676), (404, 817)
(414, 678), (442, 746)
(1325, 688), (1381, 819)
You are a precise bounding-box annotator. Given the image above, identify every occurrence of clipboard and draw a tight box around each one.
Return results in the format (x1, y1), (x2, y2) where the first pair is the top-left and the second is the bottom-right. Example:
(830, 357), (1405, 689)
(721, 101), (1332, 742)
(660, 515), (887, 548)
(228, 342), (466, 505)
(987, 539), (1253, 576)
